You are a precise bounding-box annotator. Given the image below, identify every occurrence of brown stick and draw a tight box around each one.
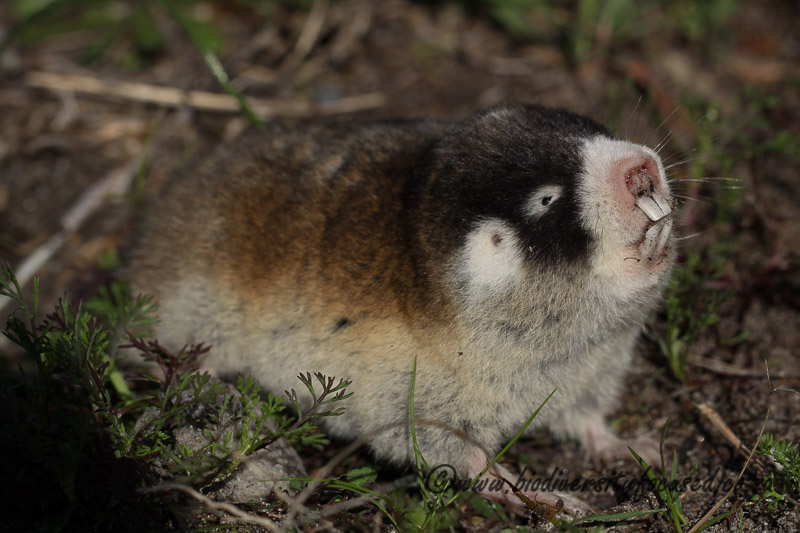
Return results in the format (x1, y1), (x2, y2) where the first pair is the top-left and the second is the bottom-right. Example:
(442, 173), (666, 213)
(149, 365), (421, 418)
(288, 0), (329, 66)
(695, 403), (779, 472)
(687, 362), (773, 533)
(26, 71), (384, 117)
(689, 355), (799, 378)
(0, 156), (142, 316)
(140, 483), (280, 531)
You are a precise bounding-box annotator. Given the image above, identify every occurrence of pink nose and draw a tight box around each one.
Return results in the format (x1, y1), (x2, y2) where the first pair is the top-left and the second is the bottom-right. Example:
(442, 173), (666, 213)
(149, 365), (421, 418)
(622, 156), (660, 197)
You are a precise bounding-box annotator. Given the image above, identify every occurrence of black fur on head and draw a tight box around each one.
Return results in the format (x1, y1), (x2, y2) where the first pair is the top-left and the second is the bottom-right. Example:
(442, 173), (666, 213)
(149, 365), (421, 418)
(414, 102), (613, 269)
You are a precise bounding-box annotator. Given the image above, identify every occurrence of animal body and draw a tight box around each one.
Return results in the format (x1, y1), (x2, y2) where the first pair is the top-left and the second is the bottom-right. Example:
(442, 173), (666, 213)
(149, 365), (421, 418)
(128, 102), (676, 513)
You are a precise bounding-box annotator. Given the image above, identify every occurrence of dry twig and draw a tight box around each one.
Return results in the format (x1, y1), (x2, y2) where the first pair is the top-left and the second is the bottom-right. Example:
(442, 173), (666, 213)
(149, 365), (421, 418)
(140, 483), (280, 532)
(689, 355), (799, 378)
(696, 403), (779, 471)
(688, 361), (774, 533)
(26, 71), (384, 118)
(0, 156), (142, 315)
(286, 0), (329, 67)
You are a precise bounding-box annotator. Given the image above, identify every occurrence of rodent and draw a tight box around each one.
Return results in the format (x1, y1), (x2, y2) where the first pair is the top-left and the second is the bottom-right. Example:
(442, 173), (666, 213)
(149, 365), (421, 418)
(127, 102), (676, 514)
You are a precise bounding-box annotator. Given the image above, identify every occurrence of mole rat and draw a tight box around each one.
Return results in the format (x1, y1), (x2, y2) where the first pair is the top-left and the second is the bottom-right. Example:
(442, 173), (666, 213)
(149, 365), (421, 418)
(127, 102), (675, 513)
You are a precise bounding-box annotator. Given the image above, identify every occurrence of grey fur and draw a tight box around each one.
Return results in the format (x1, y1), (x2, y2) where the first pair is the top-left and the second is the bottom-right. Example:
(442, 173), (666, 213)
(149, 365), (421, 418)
(127, 102), (676, 511)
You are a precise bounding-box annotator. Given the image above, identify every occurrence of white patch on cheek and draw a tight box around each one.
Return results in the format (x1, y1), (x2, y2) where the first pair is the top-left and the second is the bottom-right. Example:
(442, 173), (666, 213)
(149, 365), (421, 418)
(455, 219), (523, 302)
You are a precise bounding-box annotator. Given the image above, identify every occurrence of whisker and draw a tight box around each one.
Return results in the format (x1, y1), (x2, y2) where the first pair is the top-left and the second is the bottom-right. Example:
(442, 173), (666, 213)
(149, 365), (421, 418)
(654, 129), (676, 155)
(670, 179), (742, 188)
(626, 95), (644, 142)
(667, 186), (724, 196)
(675, 230), (711, 241)
(678, 177), (740, 182)
(666, 176), (700, 184)
(644, 105), (682, 148)
(664, 158), (696, 170)
(662, 145), (698, 159)
(671, 194), (712, 205)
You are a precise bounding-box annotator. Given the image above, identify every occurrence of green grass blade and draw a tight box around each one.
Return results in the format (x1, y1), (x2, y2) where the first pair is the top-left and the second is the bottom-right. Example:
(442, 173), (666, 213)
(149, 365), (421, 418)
(159, 0), (264, 128)
(409, 356), (428, 472)
(572, 507), (667, 524)
(446, 388), (556, 506)
(693, 509), (736, 532)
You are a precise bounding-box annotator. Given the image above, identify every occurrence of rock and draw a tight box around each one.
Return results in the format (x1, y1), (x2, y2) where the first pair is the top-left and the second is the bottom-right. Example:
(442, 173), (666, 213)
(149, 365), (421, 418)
(133, 374), (307, 503)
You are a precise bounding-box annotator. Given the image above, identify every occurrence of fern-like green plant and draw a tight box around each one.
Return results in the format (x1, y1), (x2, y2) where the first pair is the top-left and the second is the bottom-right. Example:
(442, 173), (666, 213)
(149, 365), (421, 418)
(0, 264), (352, 530)
(754, 433), (800, 509)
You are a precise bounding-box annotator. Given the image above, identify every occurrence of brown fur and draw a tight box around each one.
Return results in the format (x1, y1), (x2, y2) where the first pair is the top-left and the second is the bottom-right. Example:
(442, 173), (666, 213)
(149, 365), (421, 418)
(127, 103), (675, 514)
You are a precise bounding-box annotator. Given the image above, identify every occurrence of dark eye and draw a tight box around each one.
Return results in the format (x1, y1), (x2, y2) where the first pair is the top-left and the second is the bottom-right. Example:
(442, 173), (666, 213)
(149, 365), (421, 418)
(525, 186), (562, 219)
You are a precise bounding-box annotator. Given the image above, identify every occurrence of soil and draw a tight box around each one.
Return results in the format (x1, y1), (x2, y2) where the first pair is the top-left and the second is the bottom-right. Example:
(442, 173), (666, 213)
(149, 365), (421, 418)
(1, 1), (799, 531)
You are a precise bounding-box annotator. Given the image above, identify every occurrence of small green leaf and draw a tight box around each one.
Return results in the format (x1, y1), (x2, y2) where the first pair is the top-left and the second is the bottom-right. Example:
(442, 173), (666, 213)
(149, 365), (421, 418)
(345, 466), (378, 487)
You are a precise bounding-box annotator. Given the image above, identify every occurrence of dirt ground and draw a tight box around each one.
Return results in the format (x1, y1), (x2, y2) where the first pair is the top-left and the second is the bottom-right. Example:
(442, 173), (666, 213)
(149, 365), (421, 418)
(1, 0), (799, 531)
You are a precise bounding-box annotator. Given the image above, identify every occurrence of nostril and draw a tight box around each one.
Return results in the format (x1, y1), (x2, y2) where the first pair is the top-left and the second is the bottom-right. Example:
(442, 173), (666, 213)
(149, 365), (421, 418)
(623, 157), (659, 197)
(618, 155), (672, 221)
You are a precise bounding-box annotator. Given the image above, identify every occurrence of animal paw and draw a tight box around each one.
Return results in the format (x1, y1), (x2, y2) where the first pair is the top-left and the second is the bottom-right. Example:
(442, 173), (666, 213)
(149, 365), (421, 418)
(580, 418), (661, 468)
